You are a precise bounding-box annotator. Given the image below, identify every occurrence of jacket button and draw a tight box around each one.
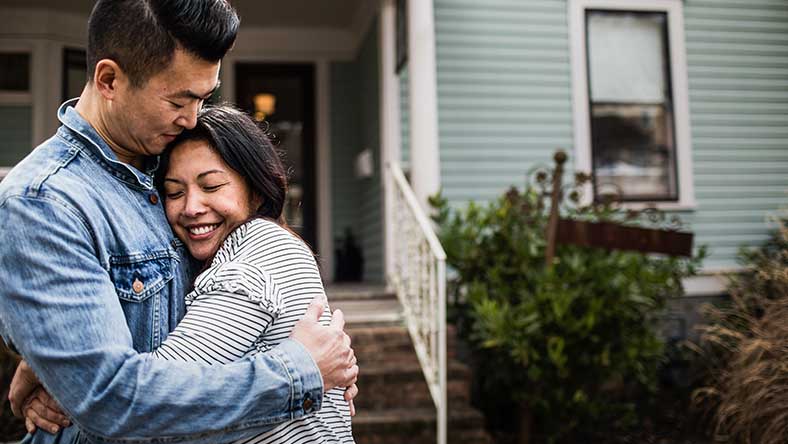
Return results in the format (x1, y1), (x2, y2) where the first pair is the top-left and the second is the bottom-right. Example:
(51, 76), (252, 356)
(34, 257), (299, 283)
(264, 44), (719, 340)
(132, 278), (144, 294)
(302, 398), (313, 411)
(149, 194), (159, 205)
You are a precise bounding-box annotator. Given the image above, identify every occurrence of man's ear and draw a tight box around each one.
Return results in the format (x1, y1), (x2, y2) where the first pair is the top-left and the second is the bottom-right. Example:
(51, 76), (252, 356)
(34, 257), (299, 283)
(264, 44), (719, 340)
(93, 59), (126, 100)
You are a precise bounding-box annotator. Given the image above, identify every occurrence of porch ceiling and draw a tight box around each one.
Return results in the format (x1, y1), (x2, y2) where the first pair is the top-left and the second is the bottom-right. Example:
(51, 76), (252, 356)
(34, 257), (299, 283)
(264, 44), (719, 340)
(3, 0), (364, 29)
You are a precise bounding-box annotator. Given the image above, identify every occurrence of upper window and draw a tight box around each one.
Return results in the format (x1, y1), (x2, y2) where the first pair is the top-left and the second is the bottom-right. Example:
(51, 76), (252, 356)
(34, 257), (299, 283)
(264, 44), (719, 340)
(570, 0), (694, 208)
(0, 53), (30, 91)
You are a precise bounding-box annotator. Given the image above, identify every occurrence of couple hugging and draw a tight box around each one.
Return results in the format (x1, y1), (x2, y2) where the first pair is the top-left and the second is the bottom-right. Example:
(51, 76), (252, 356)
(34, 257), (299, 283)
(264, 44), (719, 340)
(0, 1), (358, 443)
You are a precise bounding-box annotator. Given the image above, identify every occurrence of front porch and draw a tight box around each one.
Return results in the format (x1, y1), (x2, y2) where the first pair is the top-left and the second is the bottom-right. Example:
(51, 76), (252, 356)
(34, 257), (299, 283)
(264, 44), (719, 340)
(0, 0), (442, 287)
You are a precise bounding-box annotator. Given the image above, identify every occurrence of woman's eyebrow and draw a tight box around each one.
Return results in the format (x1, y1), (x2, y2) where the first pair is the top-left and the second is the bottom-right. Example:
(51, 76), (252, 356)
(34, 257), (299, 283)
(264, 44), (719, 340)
(196, 170), (225, 180)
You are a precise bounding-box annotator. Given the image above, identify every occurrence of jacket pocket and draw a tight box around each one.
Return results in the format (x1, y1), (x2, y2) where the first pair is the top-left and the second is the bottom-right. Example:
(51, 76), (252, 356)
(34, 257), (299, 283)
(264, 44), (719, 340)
(109, 250), (175, 303)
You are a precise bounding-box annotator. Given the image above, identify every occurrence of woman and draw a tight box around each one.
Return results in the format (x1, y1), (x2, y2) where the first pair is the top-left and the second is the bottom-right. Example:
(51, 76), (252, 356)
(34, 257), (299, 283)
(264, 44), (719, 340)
(151, 104), (354, 443)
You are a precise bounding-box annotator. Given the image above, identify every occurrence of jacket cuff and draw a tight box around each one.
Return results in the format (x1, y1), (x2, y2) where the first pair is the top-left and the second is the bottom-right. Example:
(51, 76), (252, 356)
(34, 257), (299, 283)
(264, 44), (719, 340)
(270, 338), (324, 418)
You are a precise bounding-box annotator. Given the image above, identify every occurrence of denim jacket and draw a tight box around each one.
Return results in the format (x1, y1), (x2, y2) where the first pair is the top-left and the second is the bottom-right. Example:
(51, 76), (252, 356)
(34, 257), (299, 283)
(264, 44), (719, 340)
(0, 100), (323, 444)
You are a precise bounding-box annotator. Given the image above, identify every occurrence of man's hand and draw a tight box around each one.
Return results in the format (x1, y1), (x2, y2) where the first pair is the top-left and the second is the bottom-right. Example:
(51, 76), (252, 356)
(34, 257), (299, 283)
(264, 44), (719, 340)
(9, 360), (71, 434)
(9, 360), (39, 417)
(22, 386), (71, 434)
(290, 298), (359, 391)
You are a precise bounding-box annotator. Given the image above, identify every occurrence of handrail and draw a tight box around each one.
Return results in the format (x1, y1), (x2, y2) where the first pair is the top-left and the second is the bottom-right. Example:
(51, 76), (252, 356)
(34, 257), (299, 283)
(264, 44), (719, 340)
(387, 162), (447, 444)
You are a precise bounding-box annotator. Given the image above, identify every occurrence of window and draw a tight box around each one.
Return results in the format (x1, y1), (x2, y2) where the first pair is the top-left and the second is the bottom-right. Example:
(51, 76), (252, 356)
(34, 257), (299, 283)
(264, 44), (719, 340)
(0, 51), (33, 178)
(62, 48), (87, 102)
(570, 0), (694, 208)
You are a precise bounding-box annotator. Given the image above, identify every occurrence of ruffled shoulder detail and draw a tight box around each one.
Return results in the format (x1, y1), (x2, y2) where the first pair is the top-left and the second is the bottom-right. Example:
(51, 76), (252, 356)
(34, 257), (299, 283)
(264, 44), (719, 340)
(186, 261), (282, 316)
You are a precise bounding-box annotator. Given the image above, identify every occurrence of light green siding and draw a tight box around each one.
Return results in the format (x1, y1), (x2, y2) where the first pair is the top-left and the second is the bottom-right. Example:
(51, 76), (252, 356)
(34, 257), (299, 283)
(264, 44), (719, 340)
(434, 0), (574, 205)
(432, 0), (788, 271)
(330, 19), (384, 283)
(681, 0), (788, 269)
(399, 66), (410, 170)
(331, 62), (362, 265)
(0, 105), (32, 166)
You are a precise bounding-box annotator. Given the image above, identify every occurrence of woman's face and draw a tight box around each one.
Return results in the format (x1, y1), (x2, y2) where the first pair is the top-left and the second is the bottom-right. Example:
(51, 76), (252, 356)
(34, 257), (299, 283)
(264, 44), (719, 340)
(163, 139), (260, 261)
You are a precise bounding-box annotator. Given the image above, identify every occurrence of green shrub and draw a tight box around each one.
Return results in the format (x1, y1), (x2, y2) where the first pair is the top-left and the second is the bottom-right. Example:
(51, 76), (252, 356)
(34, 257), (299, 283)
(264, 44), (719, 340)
(693, 209), (788, 444)
(432, 164), (704, 442)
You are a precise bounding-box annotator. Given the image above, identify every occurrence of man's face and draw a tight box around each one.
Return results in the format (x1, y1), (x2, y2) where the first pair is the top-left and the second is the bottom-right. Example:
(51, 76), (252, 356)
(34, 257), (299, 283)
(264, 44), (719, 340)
(109, 48), (220, 161)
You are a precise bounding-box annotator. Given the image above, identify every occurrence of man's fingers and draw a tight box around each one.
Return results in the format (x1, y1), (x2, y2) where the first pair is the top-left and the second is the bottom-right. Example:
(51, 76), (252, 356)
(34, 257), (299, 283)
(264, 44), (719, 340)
(25, 417), (36, 435)
(303, 298), (325, 322)
(349, 399), (356, 417)
(9, 360), (39, 417)
(330, 308), (345, 330)
(26, 389), (69, 427)
(39, 391), (70, 427)
(24, 406), (59, 435)
(344, 383), (358, 402)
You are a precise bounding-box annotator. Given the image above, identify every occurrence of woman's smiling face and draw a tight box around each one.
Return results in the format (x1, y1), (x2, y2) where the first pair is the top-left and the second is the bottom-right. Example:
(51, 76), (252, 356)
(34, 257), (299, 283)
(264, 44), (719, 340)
(163, 139), (260, 261)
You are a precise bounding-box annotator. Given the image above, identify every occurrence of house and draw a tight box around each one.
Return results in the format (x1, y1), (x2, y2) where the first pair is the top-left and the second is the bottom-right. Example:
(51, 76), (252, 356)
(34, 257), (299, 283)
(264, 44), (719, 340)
(1, 0), (786, 315)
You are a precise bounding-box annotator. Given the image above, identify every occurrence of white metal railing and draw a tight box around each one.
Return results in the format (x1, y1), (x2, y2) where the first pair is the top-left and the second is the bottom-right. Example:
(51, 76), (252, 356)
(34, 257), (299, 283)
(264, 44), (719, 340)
(388, 162), (447, 444)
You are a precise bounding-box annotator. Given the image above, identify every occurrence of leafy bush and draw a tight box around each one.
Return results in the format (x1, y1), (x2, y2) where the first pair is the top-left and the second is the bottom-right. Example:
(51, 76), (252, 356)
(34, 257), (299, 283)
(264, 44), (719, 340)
(432, 162), (704, 442)
(693, 209), (788, 444)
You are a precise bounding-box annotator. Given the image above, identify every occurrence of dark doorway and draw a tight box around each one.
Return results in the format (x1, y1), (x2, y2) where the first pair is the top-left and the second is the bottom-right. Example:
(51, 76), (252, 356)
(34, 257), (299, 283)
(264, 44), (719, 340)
(235, 63), (317, 251)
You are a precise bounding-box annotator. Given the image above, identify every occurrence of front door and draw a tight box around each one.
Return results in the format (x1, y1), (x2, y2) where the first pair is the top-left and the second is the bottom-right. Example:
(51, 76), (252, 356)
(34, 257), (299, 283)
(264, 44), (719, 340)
(235, 63), (317, 251)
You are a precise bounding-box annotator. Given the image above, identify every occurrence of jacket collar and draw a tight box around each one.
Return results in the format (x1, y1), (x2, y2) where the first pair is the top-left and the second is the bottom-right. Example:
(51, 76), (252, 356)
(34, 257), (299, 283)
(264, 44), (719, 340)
(57, 99), (159, 190)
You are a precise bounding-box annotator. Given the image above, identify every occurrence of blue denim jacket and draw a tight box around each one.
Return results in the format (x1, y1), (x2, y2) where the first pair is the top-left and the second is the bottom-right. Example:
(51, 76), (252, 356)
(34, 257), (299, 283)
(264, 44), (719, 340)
(0, 100), (323, 444)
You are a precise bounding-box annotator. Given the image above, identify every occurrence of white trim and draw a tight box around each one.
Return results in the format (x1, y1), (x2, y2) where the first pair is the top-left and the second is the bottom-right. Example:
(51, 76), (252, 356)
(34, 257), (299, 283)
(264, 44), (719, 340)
(406, 0), (441, 210)
(569, 0), (695, 210)
(316, 60), (333, 282)
(379, 0), (402, 284)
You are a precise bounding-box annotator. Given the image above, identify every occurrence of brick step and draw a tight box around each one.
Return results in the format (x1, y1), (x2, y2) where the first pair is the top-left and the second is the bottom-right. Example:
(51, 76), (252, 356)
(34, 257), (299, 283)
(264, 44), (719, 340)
(355, 360), (471, 410)
(352, 407), (493, 444)
(349, 325), (461, 363)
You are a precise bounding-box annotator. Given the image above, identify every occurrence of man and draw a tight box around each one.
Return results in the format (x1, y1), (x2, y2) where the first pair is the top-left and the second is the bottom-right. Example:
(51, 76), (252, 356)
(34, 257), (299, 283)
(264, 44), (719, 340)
(0, 1), (357, 443)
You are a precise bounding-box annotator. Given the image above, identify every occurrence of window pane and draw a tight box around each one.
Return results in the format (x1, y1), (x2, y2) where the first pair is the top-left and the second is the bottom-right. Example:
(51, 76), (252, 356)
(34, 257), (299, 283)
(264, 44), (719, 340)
(586, 10), (678, 202)
(0, 53), (30, 91)
(0, 105), (32, 166)
(588, 12), (667, 103)
(591, 104), (677, 200)
(63, 49), (87, 101)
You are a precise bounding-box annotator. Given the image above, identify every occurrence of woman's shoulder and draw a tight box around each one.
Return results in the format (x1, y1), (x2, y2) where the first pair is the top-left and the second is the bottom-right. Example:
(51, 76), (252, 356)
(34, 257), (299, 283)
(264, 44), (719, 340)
(225, 218), (313, 262)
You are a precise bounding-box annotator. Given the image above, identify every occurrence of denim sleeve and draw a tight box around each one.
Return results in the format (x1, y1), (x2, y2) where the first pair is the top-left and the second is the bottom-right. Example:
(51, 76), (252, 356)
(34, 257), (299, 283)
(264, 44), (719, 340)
(0, 195), (323, 444)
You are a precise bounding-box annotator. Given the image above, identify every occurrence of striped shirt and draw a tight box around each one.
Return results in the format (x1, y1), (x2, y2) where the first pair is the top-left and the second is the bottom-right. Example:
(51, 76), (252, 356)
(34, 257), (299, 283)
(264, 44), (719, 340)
(152, 218), (354, 444)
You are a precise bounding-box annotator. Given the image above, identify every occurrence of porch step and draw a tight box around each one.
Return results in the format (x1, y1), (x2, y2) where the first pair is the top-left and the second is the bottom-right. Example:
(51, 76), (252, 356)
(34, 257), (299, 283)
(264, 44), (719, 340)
(326, 284), (493, 444)
(326, 285), (403, 326)
(352, 407), (493, 444)
(352, 359), (471, 410)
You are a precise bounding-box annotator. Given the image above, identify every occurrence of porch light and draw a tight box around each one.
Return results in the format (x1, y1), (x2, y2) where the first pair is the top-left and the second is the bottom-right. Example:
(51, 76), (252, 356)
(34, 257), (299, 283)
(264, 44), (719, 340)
(253, 93), (276, 121)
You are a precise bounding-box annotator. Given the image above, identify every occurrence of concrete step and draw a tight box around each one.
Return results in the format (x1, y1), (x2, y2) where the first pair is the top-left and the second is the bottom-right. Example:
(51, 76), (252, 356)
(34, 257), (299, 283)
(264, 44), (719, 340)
(348, 324), (461, 364)
(352, 406), (493, 444)
(354, 360), (471, 410)
(326, 285), (403, 326)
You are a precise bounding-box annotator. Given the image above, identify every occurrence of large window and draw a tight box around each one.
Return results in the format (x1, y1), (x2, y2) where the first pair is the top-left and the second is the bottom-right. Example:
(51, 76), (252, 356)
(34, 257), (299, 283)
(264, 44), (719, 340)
(0, 51), (33, 177)
(570, 0), (694, 208)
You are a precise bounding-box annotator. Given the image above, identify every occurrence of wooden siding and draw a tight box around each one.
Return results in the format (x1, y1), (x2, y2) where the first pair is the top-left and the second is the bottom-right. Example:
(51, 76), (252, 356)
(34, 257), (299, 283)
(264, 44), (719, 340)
(330, 19), (384, 282)
(432, 0), (788, 271)
(682, 0), (788, 269)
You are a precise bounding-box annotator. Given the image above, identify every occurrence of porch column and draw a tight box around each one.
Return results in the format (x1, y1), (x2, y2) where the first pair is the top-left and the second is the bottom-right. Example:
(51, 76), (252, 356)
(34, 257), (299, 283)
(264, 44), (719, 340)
(380, 0), (401, 282)
(407, 0), (441, 209)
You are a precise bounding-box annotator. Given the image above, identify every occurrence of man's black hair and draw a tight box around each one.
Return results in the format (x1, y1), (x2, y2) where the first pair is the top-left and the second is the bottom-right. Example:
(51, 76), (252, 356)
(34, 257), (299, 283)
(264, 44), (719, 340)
(87, 0), (239, 87)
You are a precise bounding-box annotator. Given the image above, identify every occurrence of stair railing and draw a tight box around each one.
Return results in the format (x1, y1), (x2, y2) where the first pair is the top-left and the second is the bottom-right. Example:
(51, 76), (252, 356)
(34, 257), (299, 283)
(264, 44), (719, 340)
(387, 162), (447, 444)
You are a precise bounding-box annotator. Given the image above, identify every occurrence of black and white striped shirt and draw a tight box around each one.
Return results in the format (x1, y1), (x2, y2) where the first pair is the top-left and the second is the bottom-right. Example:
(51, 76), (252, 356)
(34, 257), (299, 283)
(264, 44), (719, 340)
(153, 218), (354, 444)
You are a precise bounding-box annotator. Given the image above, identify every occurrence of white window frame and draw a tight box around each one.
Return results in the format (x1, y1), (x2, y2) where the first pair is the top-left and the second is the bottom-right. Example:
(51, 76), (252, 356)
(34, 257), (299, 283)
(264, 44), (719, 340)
(569, 0), (695, 210)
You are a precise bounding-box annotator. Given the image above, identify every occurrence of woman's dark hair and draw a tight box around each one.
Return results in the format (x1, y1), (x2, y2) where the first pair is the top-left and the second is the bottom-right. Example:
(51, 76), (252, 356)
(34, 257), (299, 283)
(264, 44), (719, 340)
(88, 0), (239, 87)
(156, 104), (288, 225)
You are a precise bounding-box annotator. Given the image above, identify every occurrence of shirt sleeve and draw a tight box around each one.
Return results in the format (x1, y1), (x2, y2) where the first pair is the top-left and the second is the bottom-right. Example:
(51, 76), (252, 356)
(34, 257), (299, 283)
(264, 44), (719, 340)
(153, 262), (282, 364)
(0, 195), (323, 444)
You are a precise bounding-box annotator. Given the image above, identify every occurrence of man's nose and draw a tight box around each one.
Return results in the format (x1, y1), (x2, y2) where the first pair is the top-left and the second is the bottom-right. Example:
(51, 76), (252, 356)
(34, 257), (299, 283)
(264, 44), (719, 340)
(176, 101), (201, 130)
